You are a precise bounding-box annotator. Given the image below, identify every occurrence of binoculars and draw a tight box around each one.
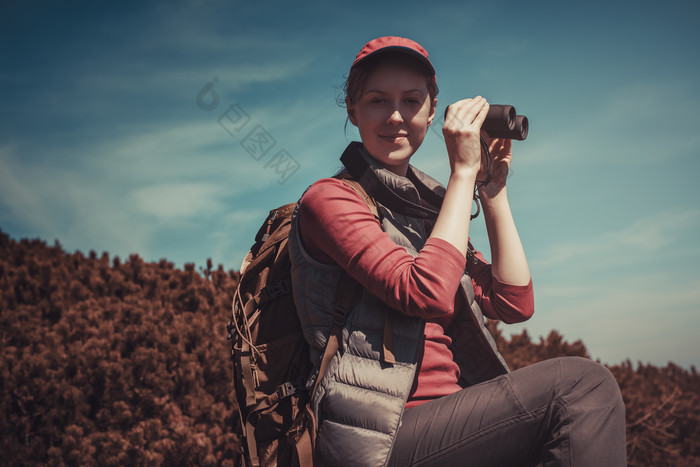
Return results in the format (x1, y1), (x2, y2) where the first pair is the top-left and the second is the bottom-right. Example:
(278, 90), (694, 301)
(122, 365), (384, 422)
(445, 104), (529, 140)
(483, 105), (528, 140)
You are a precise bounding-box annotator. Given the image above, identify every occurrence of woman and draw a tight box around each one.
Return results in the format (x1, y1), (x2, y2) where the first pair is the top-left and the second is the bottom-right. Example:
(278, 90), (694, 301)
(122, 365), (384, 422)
(288, 36), (626, 467)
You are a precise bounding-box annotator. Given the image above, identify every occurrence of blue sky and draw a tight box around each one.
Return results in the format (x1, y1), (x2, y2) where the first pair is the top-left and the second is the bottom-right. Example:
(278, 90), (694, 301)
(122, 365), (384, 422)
(1, 0), (699, 368)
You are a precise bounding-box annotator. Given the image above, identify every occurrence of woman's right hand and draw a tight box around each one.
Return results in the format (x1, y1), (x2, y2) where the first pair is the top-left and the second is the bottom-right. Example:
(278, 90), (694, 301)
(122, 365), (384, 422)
(442, 96), (490, 177)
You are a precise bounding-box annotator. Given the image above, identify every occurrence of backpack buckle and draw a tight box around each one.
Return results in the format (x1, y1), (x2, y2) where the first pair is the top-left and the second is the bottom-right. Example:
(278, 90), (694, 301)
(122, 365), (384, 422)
(261, 281), (290, 302)
(276, 381), (297, 399)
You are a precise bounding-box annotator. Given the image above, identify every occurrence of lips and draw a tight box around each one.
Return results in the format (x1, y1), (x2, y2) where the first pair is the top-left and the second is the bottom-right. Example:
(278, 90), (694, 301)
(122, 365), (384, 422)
(380, 134), (408, 142)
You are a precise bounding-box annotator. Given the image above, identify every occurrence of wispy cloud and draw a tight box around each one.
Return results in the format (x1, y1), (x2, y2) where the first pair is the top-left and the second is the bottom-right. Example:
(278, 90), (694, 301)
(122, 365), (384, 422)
(0, 144), (153, 257)
(207, 208), (271, 269)
(517, 273), (700, 368)
(532, 208), (700, 270)
(0, 113), (284, 265)
(512, 208), (700, 367)
(0, 146), (55, 233)
(460, 78), (700, 174)
(129, 182), (228, 222)
(64, 59), (318, 98)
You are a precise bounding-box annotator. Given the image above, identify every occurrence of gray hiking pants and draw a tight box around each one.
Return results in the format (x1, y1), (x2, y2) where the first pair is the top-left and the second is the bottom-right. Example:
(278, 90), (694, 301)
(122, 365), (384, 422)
(389, 357), (626, 466)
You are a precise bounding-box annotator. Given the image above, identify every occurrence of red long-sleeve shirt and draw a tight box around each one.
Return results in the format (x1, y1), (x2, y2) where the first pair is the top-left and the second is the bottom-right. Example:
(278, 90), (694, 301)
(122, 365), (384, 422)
(297, 178), (534, 407)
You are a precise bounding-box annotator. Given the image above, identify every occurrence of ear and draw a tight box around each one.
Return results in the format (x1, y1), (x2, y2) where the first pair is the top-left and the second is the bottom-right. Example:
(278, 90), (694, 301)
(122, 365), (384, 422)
(346, 98), (358, 127)
(427, 97), (437, 126)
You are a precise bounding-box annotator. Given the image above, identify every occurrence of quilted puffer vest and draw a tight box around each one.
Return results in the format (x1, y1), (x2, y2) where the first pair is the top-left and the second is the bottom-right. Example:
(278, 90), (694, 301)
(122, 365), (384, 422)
(288, 144), (509, 466)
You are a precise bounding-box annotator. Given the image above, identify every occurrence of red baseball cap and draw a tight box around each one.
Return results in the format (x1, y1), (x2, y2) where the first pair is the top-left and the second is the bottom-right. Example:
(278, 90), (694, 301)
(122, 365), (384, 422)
(351, 36), (436, 76)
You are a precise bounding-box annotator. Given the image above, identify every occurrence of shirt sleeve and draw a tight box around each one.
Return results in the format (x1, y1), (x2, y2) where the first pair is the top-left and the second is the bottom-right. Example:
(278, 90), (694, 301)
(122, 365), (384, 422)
(467, 247), (534, 324)
(297, 178), (466, 320)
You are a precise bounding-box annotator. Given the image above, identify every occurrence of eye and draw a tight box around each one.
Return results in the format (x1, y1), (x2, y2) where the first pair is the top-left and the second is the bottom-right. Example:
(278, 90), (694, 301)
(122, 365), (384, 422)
(370, 97), (386, 104)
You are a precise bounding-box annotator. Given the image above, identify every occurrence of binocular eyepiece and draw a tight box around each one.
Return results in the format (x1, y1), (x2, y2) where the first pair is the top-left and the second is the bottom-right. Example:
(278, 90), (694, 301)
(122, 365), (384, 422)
(445, 104), (529, 140)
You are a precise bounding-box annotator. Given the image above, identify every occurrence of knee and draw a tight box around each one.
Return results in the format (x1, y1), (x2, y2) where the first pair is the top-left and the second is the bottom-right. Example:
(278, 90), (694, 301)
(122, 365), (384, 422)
(557, 357), (625, 411)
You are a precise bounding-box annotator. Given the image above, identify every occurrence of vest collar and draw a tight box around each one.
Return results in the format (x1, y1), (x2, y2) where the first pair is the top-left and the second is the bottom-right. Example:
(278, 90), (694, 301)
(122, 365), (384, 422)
(340, 142), (445, 219)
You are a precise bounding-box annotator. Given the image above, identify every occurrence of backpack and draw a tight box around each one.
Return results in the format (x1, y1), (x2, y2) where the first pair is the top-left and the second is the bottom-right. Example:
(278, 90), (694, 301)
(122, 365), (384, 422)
(228, 175), (377, 467)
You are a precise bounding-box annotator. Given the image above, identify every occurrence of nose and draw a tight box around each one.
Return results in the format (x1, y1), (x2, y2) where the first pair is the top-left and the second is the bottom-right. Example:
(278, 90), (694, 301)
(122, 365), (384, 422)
(387, 109), (403, 125)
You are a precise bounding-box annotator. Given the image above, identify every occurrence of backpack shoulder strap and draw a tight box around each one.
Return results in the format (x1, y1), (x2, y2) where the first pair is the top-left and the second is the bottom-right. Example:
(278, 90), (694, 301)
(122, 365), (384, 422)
(334, 173), (380, 219)
(307, 270), (362, 427)
(332, 174), (396, 364)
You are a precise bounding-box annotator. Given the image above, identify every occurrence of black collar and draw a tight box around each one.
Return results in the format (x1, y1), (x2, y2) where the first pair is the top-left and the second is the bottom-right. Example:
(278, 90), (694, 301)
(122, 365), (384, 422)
(340, 142), (443, 219)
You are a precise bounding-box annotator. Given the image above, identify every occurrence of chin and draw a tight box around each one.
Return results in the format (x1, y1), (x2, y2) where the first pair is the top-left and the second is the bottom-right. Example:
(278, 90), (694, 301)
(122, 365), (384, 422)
(364, 139), (416, 166)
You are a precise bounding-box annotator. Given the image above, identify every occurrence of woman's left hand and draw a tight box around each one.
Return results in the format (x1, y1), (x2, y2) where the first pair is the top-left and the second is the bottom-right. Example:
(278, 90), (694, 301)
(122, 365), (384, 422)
(478, 133), (512, 199)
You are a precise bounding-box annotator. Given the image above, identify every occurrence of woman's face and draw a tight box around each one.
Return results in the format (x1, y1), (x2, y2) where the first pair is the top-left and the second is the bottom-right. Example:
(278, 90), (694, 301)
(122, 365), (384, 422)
(347, 63), (436, 176)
